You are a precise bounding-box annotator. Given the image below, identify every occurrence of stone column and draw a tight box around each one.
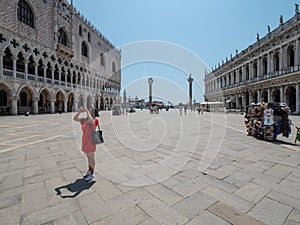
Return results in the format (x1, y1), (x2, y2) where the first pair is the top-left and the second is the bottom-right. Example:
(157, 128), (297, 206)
(51, 69), (54, 85)
(242, 66), (246, 82)
(280, 86), (285, 103)
(279, 47), (284, 73)
(0, 54), (3, 75)
(24, 60), (28, 80)
(64, 101), (68, 113)
(296, 82), (300, 114)
(11, 96), (18, 116)
(249, 62), (253, 80)
(257, 58), (261, 78)
(236, 69), (240, 83)
(268, 88), (271, 103)
(235, 94), (239, 109)
(267, 53), (271, 75)
(43, 67), (47, 83)
(74, 101), (78, 112)
(12, 56), (17, 78)
(257, 91), (261, 103)
(33, 97), (39, 115)
(148, 77), (153, 106)
(34, 63), (38, 82)
(187, 75), (193, 110)
(249, 93), (252, 105)
(283, 48), (287, 69)
(58, 68), (61, 86)
(270, 53), (274, 73)
(50, 100), (55, 114)
(242, 94), (246, 109)
(296, 39), (300, 67)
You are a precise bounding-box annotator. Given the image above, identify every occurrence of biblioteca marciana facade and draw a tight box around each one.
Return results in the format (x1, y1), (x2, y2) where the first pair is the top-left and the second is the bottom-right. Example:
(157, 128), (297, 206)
(204, 4), (300, 114)
(0, 0), (121, 115)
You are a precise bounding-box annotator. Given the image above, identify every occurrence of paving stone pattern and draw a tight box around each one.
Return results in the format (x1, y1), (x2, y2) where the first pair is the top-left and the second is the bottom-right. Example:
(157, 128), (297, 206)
(0, 110), (299, 225)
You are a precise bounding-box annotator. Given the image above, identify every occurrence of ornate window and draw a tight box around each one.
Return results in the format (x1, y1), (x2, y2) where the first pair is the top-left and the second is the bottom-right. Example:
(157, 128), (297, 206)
(262, 57), (268, 75)
(82, 42), (88, 57)
(287, 45), (295, 67)
(239, 69), (242, 82)
(273, 52), (279, 71)
(17, 0), (34, 28)
(245, 65), (249, 80)
(58, 28), (68, 46)
(253, 62), (257, 77)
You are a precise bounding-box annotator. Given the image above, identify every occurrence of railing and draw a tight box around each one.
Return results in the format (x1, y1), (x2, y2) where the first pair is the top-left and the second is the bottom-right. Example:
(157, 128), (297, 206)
(16, 72), (25, 79)
(269, 71), (279, 78)
(46, 78), (52, 84)
(61, 81), (65, 86)
(3, 69), (13, 76)
(28, 74), (35, 81)
(54, 80), (59, 85)
(283, 67), (292, 74)
(37, 77), (44, 83)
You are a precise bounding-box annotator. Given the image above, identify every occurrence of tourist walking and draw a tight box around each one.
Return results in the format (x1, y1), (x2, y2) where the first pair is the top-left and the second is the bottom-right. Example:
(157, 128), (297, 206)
(73, 107), (99, 181)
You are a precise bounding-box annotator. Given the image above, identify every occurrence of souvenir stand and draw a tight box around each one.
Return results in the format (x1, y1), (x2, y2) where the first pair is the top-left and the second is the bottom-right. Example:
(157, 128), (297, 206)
(244, 102), (291, 141)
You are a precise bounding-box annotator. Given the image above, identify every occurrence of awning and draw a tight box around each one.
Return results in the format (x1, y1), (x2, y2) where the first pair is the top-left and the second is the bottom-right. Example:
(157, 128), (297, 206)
(200, 101), (223, 105)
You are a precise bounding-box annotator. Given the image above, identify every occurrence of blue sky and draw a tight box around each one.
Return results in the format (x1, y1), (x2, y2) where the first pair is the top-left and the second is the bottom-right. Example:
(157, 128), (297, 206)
(72, 0), (297, 103)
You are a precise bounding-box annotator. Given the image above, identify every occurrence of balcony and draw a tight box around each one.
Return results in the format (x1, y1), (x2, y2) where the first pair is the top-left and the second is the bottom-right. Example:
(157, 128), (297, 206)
(56, 43), (74, 58)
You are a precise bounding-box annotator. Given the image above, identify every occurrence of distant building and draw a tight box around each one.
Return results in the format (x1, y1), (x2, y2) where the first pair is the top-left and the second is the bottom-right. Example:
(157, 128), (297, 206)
(0, 0), (121, 115)
(204, 4), (300, 114)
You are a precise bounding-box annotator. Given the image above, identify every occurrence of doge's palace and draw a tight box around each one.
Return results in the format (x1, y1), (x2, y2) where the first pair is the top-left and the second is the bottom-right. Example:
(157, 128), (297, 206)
(0, 0), (121, 115)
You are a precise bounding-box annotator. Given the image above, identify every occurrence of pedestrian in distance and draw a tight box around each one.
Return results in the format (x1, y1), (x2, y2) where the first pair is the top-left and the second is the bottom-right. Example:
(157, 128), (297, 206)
(73, 107), (99, 181)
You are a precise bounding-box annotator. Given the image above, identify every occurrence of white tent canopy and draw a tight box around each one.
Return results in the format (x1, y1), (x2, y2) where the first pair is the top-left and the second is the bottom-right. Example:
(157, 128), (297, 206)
(200, 101), (223, 105)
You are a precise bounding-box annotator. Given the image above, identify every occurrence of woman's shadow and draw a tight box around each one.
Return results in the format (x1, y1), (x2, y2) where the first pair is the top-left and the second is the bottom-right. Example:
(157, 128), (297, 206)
(55, 178), (96, 198)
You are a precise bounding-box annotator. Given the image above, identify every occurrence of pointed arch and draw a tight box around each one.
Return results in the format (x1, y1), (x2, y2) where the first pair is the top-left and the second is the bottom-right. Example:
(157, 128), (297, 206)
(58, 27), (69, 47)
(82, 41), (88, 57)
(3, 47), (13, 71)
(38, 86), (52, 98)
(54, 88), (67, 101)
(67, 90), (75, 112)
(17, 84), (36, 98)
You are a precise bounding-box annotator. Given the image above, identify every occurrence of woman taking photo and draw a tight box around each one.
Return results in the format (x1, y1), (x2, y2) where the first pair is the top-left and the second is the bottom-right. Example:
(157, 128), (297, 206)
(73, 107), (99, 181)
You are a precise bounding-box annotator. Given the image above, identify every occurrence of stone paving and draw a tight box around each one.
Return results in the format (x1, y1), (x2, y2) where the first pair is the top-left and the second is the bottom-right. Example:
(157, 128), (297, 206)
(0, 109), (300, 225)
